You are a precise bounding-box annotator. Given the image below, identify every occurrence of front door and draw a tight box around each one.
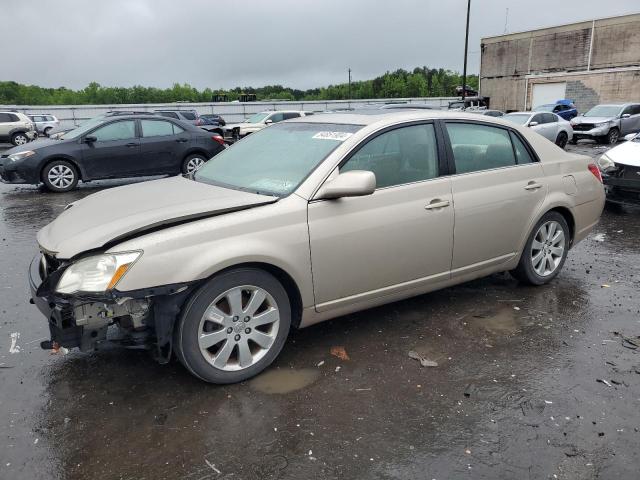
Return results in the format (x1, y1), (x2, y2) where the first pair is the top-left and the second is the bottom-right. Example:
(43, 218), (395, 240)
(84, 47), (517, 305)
(308, 123), (454, 311)
(443, 121), (547, 273)
(81, 120), (140, 179)
(620, 105), (640, 135)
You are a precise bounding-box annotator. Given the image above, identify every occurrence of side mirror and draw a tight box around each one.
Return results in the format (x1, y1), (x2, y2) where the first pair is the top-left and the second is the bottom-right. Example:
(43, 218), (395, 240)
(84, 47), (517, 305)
(528, 121), (539, 127)
(621, 113), (631, 119)
(316, 170), (376, 200)
(84, 135), (97, 143)
(624, 133), (638, 141)
(264, 119), (273, 125)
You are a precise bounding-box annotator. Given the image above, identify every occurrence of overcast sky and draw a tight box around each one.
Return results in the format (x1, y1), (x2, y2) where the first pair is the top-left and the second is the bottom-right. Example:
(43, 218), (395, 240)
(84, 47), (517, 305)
(4, 0), (638, 90)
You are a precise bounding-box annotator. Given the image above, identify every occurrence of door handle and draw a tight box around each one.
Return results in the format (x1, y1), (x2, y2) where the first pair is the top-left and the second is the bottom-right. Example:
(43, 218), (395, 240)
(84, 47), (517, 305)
(425, 199), (450, 210)
(125, 142), (137, 147)
(524, 182), (543, 191)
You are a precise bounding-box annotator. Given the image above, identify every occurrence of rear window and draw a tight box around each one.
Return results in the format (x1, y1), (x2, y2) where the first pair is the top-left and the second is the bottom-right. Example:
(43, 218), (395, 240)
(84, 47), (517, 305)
(0, 113), (12, 123)
(180, 112), (197, 120)
(157, 111), (180, 119)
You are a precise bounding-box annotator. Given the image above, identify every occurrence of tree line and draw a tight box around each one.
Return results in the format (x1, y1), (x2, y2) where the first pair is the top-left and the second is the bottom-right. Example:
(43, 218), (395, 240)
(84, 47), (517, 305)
(0, 67), (478, 105)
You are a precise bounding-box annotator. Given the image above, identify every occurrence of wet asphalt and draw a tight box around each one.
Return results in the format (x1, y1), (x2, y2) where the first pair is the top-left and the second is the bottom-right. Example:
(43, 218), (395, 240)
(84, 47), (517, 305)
(1, 142), (639, 480)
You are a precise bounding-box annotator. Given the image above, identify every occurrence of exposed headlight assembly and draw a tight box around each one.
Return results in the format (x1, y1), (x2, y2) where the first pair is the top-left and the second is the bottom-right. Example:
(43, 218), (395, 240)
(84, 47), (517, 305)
(594, 121), (611, 128)
(597, 154), (617, 173)
(56, 251), (142, 294)
(8, 150), (35, 162)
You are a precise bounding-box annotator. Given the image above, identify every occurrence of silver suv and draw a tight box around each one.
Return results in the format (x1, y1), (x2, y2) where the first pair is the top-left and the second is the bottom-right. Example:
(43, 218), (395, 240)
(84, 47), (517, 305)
(28, 114), (60, 137)
(0, 111), (37, 145)
(154, 109), (202, 126)
(570, 103), (640, 144)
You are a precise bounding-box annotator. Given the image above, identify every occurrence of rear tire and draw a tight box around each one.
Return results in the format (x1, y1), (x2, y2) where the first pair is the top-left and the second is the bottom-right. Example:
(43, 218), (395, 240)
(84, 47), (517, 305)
(511, 211), (570, 286)
(175, 268), (291, 384)
(11, 132), (29, 146)
(44, 127), (52, 137)
(181, 153), (207, 174)
(42, 160), (79, 192)
(555, 131), (568, 149)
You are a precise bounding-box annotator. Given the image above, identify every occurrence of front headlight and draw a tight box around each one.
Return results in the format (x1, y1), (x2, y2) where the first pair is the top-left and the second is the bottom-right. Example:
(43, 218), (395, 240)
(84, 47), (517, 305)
(594, 121), (611, 128)
(597, 154), (617, 173)
(8, 150), (35, 162)
(56, 251), (141, 294)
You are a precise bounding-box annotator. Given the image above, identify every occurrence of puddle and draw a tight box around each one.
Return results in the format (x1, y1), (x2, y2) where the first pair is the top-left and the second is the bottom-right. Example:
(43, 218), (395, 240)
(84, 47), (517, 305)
(470, 306), (521, 335)
(248, 368), (320, 394)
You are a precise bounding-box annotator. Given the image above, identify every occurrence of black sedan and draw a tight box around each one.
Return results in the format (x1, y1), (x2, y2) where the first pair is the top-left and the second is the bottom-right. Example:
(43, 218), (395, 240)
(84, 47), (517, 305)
(0, 114), (225, 192)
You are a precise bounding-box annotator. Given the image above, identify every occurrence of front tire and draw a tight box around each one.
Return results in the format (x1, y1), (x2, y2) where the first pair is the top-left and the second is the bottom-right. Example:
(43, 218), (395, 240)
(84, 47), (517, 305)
(606, 128), (620, 145)
(511, 212), (570, 286)
(555, 131), (568, 149)
(181, 154), (207, 174)
(11, 132), (29, 146)
(175, 268), (291, 384)
(42, 160), (79, 192)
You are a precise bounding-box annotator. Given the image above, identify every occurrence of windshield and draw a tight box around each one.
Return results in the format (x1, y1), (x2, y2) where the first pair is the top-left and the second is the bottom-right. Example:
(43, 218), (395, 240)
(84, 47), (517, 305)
(533, 104), (554, 112)
(244, 112), (270, 124)
(584, 105), (622, 118)
(194, 122), (362, 196)
(59, 117), (105, 139)
(502, 113), (531, 125)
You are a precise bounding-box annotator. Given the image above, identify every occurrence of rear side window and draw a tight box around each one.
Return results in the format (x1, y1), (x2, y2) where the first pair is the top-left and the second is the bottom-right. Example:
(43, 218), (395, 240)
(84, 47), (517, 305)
(92, 120), (136, 141)
(509, 132), (534, 164)
(141, 120), (176, 137)
(446, 123), (516, 174)
(180, 111), (197, 120)
(157, 111), (179, 119)
(282, 112), (301, 120)
(8, 114), (20, 122)
(627, 105), (640, 116)
(341, 123), (439, 188)
(543, 113), (557, 123)
(0, 113), (12, 122)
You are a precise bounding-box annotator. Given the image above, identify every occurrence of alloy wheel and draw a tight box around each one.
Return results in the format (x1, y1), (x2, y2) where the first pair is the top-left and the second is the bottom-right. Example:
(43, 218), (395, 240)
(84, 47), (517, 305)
(197, 285), (280, 371)
(47, 164), (75, 189)
(531, 220), (565, 277)
(14, 134), (28, 145)
(186, 157), (205, 173)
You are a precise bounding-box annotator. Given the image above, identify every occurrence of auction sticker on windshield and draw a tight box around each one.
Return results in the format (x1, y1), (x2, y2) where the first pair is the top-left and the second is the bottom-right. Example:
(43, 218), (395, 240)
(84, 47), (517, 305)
(312, 131), (354, 141)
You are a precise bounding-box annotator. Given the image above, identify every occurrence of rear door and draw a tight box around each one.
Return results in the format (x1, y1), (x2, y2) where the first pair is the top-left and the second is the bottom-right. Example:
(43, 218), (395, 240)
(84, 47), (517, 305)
(307, 122), (454, 311)
(81, 120), (140, 179)
(0, 113), (13, 138)
(139, 119), (187, 175)
(443, 121), (547, 274)
(620, 105), (640, 135)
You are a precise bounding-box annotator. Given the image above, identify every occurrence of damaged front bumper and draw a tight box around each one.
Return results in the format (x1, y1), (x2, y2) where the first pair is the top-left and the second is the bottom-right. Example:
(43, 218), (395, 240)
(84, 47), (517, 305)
(28, 254), (195, 363)
(602, 170), (640, 206)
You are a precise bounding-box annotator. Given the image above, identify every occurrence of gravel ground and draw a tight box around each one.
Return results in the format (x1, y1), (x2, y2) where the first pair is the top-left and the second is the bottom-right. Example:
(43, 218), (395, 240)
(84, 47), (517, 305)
(1, 141), (639, 479)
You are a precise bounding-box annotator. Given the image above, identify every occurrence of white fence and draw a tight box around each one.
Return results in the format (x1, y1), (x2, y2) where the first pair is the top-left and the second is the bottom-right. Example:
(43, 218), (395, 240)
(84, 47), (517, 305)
(1, 97), (458, 129)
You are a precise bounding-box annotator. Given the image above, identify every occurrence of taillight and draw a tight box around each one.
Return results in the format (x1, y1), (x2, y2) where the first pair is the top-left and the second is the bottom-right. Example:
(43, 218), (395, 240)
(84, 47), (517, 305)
(588, 163), (602, 183)
(212, 135), (225, 146)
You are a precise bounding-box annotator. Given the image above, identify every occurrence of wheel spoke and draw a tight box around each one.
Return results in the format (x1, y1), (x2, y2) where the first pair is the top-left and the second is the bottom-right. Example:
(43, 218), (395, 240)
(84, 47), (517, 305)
(212, 340), (234, 368)
(547, 222), (556, 240)
(237, 339), (253, 368)
(248, 330), (274, 349)
(531, 239), (544, 251)
(251, 308), (278, 327)
(244, 289), (266, 316)
(549, 246), (563, 256)
(199, 329), (227, 349)
(532, 250), (544, 267)
(226, 288), (243, 316)
(204, 304), (228, 324)
(551, 230), (564, 246)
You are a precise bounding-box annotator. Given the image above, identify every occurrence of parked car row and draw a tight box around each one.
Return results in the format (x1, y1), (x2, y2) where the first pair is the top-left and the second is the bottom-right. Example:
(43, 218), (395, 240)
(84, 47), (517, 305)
(0, 114), (226, 192)
(598, 131), (640, 207)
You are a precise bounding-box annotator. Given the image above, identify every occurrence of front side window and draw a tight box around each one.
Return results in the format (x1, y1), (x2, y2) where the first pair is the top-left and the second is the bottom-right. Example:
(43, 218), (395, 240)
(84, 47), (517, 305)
(245, 112), (269, 124)
(282, 112), (301, 120)
(0, 113), (12, 123)
(446, 123), (517, 174)
(92, 120), (136, 142)
(268, 113), (285, 123)
(531, 113), (545, 124)
(141, 120), (176, 137)
(543, 113), (557, 123)
(341, 124), (439, 188)
(195, 122), (362, 196)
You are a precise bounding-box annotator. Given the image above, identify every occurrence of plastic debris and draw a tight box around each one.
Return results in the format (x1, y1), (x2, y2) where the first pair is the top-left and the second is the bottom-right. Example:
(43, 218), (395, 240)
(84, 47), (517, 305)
(316, 360), (325, 367)
(9, 332), (21, 354)
(330, 346), (350, 361)
(51, 342), (69, 355)
(601, 284), (611, 288)
(408, 350), (438, 367)
(204, 459), (221, 474)
(593, 233), (606, 242)
(596, 379), (612, 387)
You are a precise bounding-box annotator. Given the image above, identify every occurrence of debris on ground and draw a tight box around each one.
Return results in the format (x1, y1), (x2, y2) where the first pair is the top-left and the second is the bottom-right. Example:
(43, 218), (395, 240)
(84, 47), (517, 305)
(316, 360), (325, 367)
(463, 384), (476, 398)
(408, 350), (438, 367)
(9, 332), (21, 354)
(330, 346), (350, 361)
(51, 342), (69, 355)
(596, 378), (612, 387)
(612, 332), (639, 350)
(593, 233), (606, 242)
(204, 459), (221, 474)
(601, 284), (611, 288)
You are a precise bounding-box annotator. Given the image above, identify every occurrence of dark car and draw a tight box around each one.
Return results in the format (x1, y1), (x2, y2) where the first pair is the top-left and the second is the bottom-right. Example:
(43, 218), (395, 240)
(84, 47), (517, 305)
(199, 114), (226, 135)
(0, 115), (225, 192)
(533, 100), (578, 121)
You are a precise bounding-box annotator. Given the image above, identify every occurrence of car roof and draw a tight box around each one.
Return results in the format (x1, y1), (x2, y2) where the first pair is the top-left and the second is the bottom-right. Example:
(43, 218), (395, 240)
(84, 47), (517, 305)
(287, 110), (519, 127)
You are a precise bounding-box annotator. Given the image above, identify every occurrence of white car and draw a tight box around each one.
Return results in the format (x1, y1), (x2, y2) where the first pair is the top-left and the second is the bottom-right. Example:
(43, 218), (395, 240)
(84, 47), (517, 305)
(223, 111), (312, 140)
(0, 111), (37, 146)
(599, 132), (640, 205)
(503, 112), (573, 149)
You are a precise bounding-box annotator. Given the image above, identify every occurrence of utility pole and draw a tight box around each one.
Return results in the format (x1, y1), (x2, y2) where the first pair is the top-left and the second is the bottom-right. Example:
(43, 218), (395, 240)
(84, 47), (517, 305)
(348, 68), (352, 99)
(461, 0), (471, 101)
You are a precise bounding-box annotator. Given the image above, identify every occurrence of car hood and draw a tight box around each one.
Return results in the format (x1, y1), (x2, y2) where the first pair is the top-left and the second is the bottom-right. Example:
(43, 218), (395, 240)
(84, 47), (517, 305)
(605, 140), (640, 167)
(572, 116), (613, 124)
(2, 137), (61, 156)
(224, 122), (263, 129)
(37, 175), (277, 259)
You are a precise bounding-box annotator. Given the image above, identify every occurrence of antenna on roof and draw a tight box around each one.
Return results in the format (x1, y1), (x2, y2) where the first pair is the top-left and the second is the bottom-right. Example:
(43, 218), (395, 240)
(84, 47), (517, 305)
(503, 8), (509, 34)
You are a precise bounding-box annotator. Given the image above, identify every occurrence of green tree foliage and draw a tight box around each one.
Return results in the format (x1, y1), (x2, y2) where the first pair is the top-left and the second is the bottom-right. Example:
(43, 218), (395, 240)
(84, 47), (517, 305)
(0, 68), (478, 105)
